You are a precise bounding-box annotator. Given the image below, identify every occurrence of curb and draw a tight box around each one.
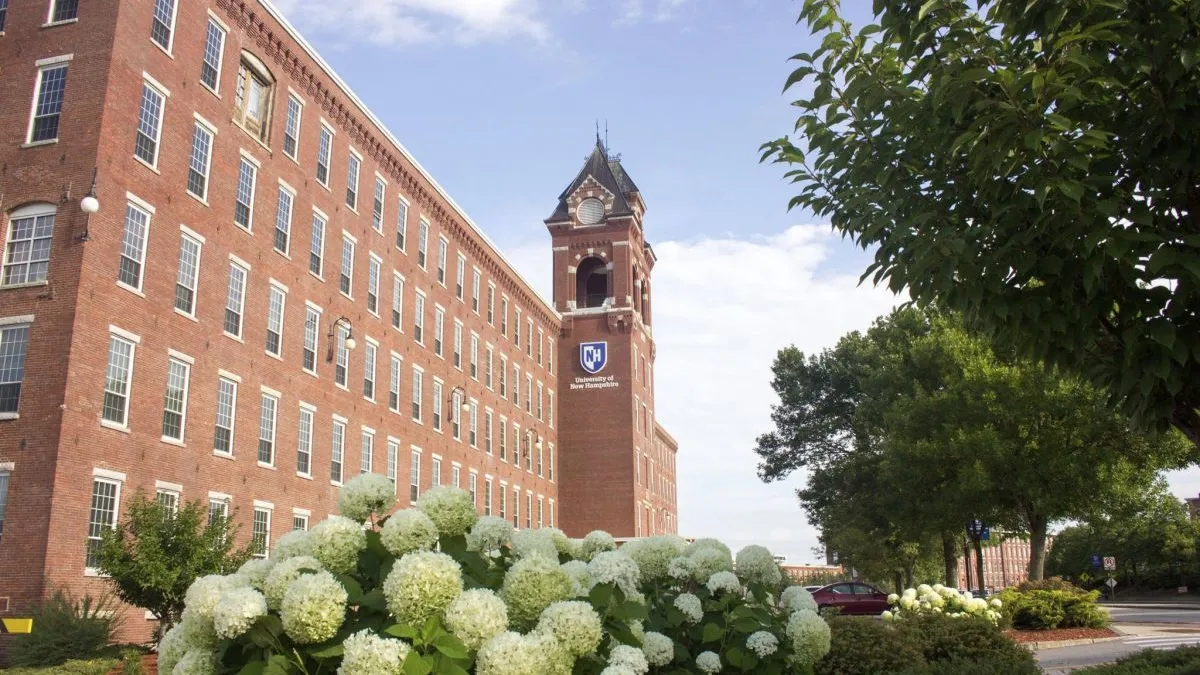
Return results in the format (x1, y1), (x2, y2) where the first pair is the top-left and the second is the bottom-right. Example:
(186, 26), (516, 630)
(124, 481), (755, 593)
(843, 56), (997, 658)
(1024, 636), (1122, 651)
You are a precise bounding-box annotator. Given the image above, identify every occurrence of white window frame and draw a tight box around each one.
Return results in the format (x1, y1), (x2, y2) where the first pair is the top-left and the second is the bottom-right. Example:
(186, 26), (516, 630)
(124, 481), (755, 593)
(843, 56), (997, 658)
(199, 15), (227, 95)
(213, 372), (239, 457)
(186, 116), (217, 203)
(302, 301), (321, 376)
(234, 152), (259, 232)
(133, 75), (169, 170)
(315, 121), (334, 187)
(273, 180), (296, 256)
(411, 365), (424, 423)
(339, 231), (356, 298)
(160, 350), (192, 445)
(391, 272), (405, 332)
(331, 415), (346, 485)
(436, 236), (448, 285)
(345, 149), (361, 212)
(362, 337), (378, 402)
(26, 57), (71, 145)
(309, 206), (326, 279)
(282, 90), (303, 160)
(223, 257), (249, 340)
(257, 387), (280, 467)
(296, 402), (315, 478)
(366, 253), (381, 316)
(117, 195), (154, 295)
(395, 197), (409, 252)
(372, 174), (386, 234)
(150, 0), (179, 54)
(101, 328), (139, 430)
(173, 225), (204, 319)
(85, 471), (124, 575)
(360, 426), (375, 474)
(251, 502), (273, 558)
(265, 280), (287, 358)
(417, 219), (429, 269)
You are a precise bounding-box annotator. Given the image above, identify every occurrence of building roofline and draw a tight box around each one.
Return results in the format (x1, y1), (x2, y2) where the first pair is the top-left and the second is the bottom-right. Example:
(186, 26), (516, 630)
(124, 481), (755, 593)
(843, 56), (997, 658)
(253, 0), (559, 322)
(654, 421), (679, 449)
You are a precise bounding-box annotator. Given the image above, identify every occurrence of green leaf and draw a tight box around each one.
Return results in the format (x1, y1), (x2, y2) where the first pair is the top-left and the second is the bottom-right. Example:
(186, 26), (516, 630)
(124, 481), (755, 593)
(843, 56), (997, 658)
(263, 655), (291, 675)
(589, 583), (614, 609)
(432, 633), (470, 660)
(402, 652), (433, 675)
(917, 0), (938, 21)
(385, 623), (420, 640)
(307, 641), (345, 659)
(237, 663), (266, 675)
(701, 622), (724, 643)
(359, 588), (388, 613)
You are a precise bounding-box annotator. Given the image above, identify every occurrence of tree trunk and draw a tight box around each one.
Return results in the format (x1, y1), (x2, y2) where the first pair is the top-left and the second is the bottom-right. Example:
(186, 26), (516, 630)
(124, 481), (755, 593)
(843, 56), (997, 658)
(904, 566), (914, 590)
(973, 535), (986, 593)
(894, 572), (904, 595)
(942, 533), (959, 587)
(1028, 514), (1049, 581)
(963, 534), (974, 590)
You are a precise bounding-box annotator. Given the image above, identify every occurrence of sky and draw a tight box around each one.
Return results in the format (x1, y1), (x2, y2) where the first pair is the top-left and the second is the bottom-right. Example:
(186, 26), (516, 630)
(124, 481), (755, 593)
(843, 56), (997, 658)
(270, 0), (1200, 564)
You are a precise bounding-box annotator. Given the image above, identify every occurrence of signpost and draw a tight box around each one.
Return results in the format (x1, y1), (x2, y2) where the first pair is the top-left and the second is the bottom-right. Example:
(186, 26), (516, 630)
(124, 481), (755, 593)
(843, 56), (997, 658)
(1103, 556), (1117, 571)
(1106, 576), (1118, 601)
(1090, 554), (1102, 569)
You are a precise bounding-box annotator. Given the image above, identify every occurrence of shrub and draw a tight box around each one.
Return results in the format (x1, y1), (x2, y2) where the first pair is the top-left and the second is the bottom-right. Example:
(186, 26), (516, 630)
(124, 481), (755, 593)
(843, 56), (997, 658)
(895, 654), (1041, 675)
(3, 659), (120, 675)
(7, 589), (121, 667)
(1063, 593), (1110, 629)
(1015, 576), (1085, 594)
(997, 586), (1108, 630)
(816, 617), (925, 675)
(898, 614), (1032, 665)
(1074, 645), (1200, 673)
(119, 648), (145, 675)
(885, 584), (1003, 624)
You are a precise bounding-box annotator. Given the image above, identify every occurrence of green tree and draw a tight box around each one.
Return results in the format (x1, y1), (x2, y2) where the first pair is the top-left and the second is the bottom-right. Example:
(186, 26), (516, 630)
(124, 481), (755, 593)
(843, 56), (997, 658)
(762, 0), (1200, 445)
(97, 492), (250, 635)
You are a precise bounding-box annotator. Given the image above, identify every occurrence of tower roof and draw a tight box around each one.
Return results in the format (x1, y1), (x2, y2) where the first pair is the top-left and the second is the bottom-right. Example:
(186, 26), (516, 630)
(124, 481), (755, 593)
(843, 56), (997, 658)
(548, 139), (638, 221)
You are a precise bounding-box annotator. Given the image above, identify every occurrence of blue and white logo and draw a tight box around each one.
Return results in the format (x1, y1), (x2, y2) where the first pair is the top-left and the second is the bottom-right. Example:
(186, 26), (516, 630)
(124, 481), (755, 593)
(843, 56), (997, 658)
(580, 341), (608, 375)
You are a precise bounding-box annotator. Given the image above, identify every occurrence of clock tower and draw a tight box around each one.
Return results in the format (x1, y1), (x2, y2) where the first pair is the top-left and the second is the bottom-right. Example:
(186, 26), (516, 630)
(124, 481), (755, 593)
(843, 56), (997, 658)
(547, 139), (677, 538)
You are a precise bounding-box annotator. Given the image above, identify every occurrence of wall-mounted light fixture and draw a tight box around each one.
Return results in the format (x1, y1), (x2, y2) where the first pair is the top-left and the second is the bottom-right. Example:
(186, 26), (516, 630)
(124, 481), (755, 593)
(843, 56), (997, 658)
(325, 316), (356, 362)
(76, 167), (99, 242)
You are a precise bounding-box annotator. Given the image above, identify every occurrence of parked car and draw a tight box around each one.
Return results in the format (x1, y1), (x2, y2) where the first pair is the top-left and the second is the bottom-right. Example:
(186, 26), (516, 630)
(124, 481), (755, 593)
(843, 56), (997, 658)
(809, 582), (890, 615)
(804, 586), (823, 593)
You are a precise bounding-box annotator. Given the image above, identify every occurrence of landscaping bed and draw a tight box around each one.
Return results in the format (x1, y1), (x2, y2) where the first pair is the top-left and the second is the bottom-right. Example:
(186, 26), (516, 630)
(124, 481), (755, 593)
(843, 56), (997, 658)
(1005, 627), (1120, 644)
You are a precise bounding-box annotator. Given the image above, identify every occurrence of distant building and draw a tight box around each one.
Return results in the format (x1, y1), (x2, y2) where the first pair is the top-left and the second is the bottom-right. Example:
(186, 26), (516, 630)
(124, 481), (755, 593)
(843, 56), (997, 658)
(1186, 494), (1200, 519)
(782, 564), (845, 583)
(956, 535), (1054, 590)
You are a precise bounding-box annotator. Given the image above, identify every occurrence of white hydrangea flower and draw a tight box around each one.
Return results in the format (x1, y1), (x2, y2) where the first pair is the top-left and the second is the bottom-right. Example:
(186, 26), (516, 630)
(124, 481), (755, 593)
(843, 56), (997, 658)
(263, 556), (323, 610)
(172, 648), (218, 675)
(566, 538), (585, 560)
(445, 588), (509, 651)
(529, 630), (575, 675)
(235, 558), (275, 590)
(622, 535), (687, 583)
(902, 588), (917, 599)
(917, 584), (933, 595)
(338, 629), (412, 675)
(706, 570), (742, 595)
(600, 667), (638, 675)
(339, 473), (397, 523)
(280, 570), (348, 644)
(787, 609), (832, 665)
(540, 527), (574, 556)
(380, 509), (439, 556)
(511, 528), (559, 561)
(212, 586), (268, 639)
(781, 586), (818, 614)
(560, 560), (591, 597)
(673, 593), (704, 624)
(310, 515), (368, 575)
(383, 551), (464, 626)
(183, 575), (247, 627)
(734, 545), (783, 587)
(932, 584), (945, 592)
(887, 593), (900, 605)
(990, 598), (1003, 609)
(881, 610), (894, 622)
(416, 486), (478, 537)
(156, 622), (191, 675)
(502, 555), (573, 631)
(695, 650), (721, 674)
(642, 631), (674, 667)
(535, 601), (602, 658)
(476, 631), (548, 675)
(687, 546), (734, 583)
(466, 516), (514, 553)
(272, 529), (314, 561)
(609, 644), (649, 675)
(580, 530), (617, 561)
(174, 609), (219, 649)
(746, 630), (779, 657)
(588, 551), (641, 597)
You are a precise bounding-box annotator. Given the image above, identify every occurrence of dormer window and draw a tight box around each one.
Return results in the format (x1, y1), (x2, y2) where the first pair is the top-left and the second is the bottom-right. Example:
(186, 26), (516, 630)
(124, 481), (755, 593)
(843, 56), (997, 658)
(577, 198), (604, 225)
(234, 52), (273, 143)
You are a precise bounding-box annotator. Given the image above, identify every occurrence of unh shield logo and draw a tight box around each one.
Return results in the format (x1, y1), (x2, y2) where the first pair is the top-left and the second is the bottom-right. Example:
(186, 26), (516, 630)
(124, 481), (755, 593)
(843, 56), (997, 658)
(579, 341), (608, 375)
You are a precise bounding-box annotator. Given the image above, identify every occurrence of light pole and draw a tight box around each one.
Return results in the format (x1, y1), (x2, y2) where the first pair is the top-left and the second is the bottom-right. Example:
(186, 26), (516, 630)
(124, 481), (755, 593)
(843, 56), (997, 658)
(324, 316), (356, 362)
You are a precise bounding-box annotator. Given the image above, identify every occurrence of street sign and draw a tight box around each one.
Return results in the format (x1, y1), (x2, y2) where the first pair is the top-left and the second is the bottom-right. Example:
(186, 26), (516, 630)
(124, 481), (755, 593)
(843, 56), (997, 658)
(1103, 556), (1117, 571)
(966, 520), (986, 537)
(1091, 554), (1102, 569)
(979, 526), (990, 541)
(1105, 578), (1118, 589)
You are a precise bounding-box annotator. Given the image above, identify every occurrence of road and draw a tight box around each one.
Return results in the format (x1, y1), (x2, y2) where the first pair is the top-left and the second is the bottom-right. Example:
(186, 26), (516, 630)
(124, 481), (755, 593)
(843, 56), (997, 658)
(1036, 604), (1200, 673)
(1106, 605), (1200, 625)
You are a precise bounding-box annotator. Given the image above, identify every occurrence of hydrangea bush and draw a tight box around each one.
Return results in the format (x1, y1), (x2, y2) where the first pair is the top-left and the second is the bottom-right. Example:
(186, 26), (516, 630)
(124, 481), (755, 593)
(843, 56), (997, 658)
(881, 584), (1003, 625)
(163, 475), (831, 674)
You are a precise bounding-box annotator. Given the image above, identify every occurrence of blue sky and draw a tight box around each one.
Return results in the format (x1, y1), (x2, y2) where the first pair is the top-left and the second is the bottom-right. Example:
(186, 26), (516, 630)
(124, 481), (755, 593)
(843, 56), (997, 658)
(271, 0), (1200, 564)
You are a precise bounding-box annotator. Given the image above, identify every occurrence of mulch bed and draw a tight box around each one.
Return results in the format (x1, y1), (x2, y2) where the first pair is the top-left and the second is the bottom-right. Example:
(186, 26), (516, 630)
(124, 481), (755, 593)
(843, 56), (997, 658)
(108, 653), (157, 674)
(1005, 627), (1120, 643)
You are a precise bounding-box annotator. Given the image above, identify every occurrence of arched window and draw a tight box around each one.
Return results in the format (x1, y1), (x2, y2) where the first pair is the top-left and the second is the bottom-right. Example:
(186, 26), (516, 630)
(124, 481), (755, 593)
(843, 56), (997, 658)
(576, 257), (608, 308)
(4, 203), (57, 286)
(234, 51), (275, 142)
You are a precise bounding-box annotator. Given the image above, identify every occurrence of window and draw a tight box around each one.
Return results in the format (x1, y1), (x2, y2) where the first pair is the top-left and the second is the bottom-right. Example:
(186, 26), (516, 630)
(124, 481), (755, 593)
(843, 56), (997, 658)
(411, 368), (423, 421)
(525, 374), (533, 414)
(538, 496), (544, 529)
(455, 255), (466, 300)
(577, 257), (609, 308)
(413, 291), (425, 344)
(431, 380), (443, 432)
(331, 418), (345, 484)
(484, 477), (493, 516)
(499, 355), (508, 398)
(297, 405), (313, 476)
(470, 335), (479, 380)
(86, 477), (120, 570)
(214, 376), (238, 455)
(469, 473), (478, 505)
(512, 487), (520, 527)
(367, 255), (380, 315)
(485, 346), (494, 390)
(396, 199), (408, 251)
(234, 55), (273, 142)
(499, 418), (508, 461)
(29, 63), (68, 143)
(363, 340), (377, 401)
(499, 483), (507, 520)
(208, 497), (229, 526)
(450, 390), (461, 440)
(387, 440), (399, 491)
(484, 410), (493, 455)
(273, 184), (294, 254)
(472, 270), (481, 314)
(224, 261), (248, 338)
(134, 80), (166, 167)
(548, 342), (554, 375)
(200, 19), (226, 91)
(258, 392), (278, 465)
(102, 334), (136, 427)
(469, 403), (478, 448)
(513, 365), (521, 407)
(339, 234), (355, 296)
(436, 237), (448, 285)
(526, 319), (534, 358)
(537, 440), (543, 477)
(0, 324), (29, 415)
(186, 122), (214, 201)
(514, 309), (522, 348)
(316, 124), (333, 186)
(501, 297), (509, 336)
(391, 274), (404, 330)
(265, 283), (286, 357)
(453, 321), (462, 369)
(346, 153), (360, 210)
(293, 513), (309, 531)
(50, 0), (78, 22)
(537, 382), (544, 421)
(548, 443), (555, 481)
(433, 307), (444, 357)
(409, 450), (421, 502)
(234, 157), (257, 230)
(0, 0), (7, 31)
(157, 488), (180, 516)
(174, 230), (202, 316)
(388, 354), (401, 412)
(372, 177), (386, 233)
(118, 201), (152, 291)
(548, 392), (555, 429)
(526, 492), (533, 529)
(283, 94), (302, 158)
(431, 457), (442, 487)
(538, 328), (544, 366)
(513, 426), (521, 466)
(451, 465), (461, 489)
(3, 205), (55, 286)
(0, 470), (9, 541)
(309, 210), (325, 276)
(334, 323), (350, 388)
(525, 432), (533, 471)
(361, 429), (374, 473)
(161, 356), (190, 442)
(252, 506), (271, 558)
(302, 304), (320, 374)
(487, 284), (495, 325)
(417, 220), (429, 269)
(150, 0), (177, 51)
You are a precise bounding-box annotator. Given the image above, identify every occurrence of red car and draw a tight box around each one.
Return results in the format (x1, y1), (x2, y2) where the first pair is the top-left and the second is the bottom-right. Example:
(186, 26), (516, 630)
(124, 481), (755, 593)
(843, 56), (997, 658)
(810, 582), (890, 615)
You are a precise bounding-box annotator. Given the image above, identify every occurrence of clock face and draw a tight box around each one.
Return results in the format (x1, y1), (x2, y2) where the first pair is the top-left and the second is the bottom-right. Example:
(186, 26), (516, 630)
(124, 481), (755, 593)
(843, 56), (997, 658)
(577, 198), (605, 225)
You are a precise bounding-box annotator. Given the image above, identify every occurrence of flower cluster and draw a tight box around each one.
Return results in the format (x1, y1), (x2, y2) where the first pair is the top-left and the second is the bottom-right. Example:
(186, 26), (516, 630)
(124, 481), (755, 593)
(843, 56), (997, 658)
(264, 556), (323, 610)
(781, 585), (819, 614)
(705, 570), (742, 595)
(466, 516), (514, 554)
(338, 473), (397, 523)
(272, 529), (313, 560)
(885, 584), (1002, 624)
(383, 551), (464, 627)
(310, 515), (367, 575)
(445, 589), (509, 651)
(280, 570), (348, 644)
(212, 586), (268, 639)
(641, 632), (674, 667)
(380, 509), (439, 556)
(734, 544), (783, 587)
(502, 555), (572, 631)
(536, 601), (603, 658)
(416, 486), (478, 537)
(787, 609), (832, 664)
(339, 629), (411, 675)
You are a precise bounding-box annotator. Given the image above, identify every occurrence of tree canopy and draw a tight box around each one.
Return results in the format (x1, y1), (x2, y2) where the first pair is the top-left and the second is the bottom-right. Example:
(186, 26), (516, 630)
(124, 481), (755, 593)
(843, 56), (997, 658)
(762, 0), (1200, 444)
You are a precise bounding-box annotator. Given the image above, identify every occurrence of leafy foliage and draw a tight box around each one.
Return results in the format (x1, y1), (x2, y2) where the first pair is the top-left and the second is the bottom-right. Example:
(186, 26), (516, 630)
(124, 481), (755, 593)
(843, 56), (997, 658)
(1074, 645), (1200, 674)
(763, 0), (1200, 445)
(815, 617), (923, 675)
(2, 660), (120, 675)
(8, 589), (121, 667)
(995, 586), (1108, 630)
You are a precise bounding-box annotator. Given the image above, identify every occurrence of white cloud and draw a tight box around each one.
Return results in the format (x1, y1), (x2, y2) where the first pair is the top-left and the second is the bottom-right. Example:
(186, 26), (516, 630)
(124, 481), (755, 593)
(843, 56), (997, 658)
(504, 225), (902, 564)
(618, 0), (690, 23)
(273, 0), (551, 46)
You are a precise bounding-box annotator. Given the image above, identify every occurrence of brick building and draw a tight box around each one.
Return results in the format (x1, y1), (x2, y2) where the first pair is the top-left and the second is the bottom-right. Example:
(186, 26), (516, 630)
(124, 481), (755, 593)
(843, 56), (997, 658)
(956, 535), (1054, 591)
(0, 0), (678, 629)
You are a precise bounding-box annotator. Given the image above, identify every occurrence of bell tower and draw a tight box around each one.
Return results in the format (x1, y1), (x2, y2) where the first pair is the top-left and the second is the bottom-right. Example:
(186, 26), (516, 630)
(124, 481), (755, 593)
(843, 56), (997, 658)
(548, 138), (671, 538)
